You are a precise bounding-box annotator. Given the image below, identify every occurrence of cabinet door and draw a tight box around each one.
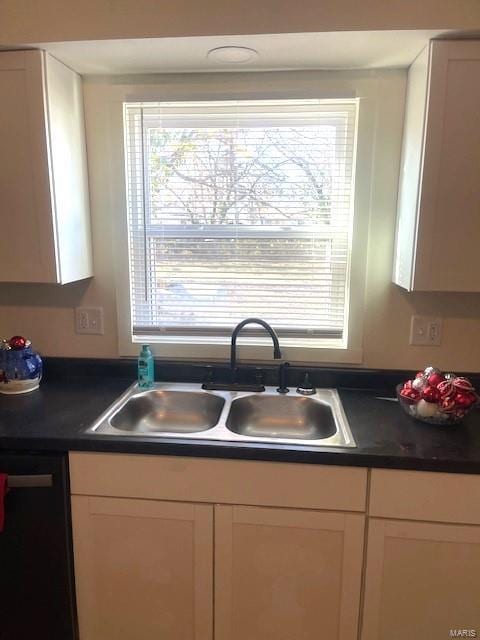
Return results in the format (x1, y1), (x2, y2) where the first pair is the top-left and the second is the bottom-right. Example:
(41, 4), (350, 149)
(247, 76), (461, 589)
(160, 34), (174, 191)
(44, 53), (93, 283)
(394, 40), (480, 291)
(71, 496), (213, 640)
(0, 50), (92, 283)
(362, 518), (480, 639)
(0, 50), (56, 282)
(416, 40), (480, 291)
(215, 505), (365, 640)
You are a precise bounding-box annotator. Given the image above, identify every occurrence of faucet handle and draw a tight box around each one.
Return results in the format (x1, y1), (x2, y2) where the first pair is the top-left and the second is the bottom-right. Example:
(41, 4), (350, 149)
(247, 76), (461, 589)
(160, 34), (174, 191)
(276, 361), (290, 394)
(201, 366), (214, 390)
(296, 372), (316, 396)
(255, 368), (264, 386)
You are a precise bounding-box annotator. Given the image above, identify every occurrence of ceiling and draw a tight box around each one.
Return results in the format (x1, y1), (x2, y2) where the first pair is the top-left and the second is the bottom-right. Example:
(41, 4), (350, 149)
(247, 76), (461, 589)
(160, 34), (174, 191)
(30, 30), (449, 75)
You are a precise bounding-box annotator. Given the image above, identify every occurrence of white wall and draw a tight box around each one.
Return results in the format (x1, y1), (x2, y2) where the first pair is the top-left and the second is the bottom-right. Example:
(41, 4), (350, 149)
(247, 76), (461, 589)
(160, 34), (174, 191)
(1, 68), (480, 371)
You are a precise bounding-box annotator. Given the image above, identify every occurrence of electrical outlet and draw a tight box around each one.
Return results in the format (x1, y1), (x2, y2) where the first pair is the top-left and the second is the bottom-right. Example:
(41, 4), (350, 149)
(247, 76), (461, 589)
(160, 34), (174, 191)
(409, 316), (442, 346)
(75, 307), (104, 335)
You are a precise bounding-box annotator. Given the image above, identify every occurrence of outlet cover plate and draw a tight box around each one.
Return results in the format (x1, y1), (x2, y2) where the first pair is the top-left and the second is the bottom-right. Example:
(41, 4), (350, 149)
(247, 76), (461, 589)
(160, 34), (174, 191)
(410, 315), (442, 346)
(75, 307), (105, 335)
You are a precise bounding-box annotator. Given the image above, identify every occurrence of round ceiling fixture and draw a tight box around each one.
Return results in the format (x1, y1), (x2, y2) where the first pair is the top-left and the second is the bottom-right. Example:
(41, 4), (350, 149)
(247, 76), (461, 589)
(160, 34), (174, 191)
(207, 46), (259, 64)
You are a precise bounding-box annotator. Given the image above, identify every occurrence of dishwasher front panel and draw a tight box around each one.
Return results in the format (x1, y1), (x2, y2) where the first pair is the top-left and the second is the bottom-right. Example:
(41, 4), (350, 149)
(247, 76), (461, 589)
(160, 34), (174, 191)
(0, 452), (77, 640)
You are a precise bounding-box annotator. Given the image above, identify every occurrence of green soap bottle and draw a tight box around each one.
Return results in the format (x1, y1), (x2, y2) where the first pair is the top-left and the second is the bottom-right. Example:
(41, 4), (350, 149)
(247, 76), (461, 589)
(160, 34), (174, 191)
(138, 344), (154, 389)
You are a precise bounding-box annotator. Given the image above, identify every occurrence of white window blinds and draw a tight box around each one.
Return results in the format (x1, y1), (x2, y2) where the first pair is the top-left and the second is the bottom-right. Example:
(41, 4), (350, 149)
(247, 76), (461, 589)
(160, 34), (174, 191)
(124, 99), (358, 340)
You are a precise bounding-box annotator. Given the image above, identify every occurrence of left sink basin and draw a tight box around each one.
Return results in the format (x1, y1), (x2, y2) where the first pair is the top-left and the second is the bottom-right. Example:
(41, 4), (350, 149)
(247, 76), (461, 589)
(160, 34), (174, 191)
(103, 389), (225, 434)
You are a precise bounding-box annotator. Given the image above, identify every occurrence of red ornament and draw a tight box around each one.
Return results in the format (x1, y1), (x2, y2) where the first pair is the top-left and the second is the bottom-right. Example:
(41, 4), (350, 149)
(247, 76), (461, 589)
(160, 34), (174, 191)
(440, 397), (456, 413)
(400, 387), (420, 403)
(437, 380), (454, 398)
(453, 377), (475, 392)
(9, 335), (27, 350)
(454, 391), (477, 408)
(422, 385), (441, 403)
(427, 372), (445, 388)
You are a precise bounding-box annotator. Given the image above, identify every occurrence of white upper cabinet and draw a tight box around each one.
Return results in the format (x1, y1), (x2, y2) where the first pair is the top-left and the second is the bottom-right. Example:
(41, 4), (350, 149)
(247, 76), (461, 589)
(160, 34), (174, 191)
(0, 50), (92, 284)
(393, 40), (480, 291)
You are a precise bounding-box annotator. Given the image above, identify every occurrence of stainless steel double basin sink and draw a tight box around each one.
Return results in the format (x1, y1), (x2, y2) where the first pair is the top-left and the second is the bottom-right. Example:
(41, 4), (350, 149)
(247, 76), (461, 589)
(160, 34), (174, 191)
(88, 383), (356, 448)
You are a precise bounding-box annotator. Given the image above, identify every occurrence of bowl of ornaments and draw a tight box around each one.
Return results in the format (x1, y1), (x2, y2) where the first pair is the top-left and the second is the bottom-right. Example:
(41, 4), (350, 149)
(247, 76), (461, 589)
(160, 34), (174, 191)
(397, 367), (479, 425)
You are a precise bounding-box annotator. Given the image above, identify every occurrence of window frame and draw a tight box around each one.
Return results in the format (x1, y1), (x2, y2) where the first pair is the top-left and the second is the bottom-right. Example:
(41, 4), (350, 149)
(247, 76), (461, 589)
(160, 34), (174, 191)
(125, 99), (357, 342)
(108, 74), (375, 364)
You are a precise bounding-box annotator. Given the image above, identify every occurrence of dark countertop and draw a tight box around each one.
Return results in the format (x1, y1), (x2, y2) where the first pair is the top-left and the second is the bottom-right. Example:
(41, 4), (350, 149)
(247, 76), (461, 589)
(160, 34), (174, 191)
(1, 372), (480, 473)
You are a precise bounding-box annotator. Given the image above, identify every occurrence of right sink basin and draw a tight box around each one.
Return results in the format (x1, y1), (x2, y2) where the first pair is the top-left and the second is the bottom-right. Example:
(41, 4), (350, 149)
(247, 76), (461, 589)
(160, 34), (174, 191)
(226, 394), (337, 440)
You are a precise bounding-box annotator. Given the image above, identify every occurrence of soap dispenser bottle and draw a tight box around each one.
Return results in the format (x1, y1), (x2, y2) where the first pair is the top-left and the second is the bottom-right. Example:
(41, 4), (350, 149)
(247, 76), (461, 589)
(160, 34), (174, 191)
(138, 344), (154, 389)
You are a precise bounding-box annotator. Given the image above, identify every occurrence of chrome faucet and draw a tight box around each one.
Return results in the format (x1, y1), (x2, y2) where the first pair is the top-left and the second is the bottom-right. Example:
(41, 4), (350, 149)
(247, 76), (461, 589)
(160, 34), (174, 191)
(230, 318), (282, 382)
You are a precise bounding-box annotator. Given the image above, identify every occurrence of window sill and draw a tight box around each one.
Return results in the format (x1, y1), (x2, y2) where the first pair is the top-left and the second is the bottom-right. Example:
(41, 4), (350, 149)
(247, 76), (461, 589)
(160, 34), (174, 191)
(121, 334), (363, 365)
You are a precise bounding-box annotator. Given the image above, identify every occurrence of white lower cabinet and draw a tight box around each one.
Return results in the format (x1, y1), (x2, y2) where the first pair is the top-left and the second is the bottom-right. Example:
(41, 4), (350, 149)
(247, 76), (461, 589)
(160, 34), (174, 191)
(71, 497), (365, 640)
(361, 518), (480, 639)
(214, 505), (365, 640)
(71, 497), (213, 640)
(70, 455), (480, 640)
(70, 453), (368, 640)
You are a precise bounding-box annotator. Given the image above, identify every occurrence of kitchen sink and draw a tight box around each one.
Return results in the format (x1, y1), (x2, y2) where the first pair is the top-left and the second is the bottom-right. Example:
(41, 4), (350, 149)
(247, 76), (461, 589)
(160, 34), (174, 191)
(88, 382), (355, 448)
(110, 390), (225, 434)
(226, 395), (337, 440)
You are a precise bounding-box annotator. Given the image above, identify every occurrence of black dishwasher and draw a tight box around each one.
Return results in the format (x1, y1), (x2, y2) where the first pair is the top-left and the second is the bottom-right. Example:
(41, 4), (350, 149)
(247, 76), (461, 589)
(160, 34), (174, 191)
(0, 452), (77, 640)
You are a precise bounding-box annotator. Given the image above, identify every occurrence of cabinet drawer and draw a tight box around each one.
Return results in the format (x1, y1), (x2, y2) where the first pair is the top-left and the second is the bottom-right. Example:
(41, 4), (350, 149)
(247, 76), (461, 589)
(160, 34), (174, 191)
(370, 469), (480, 524)
(70, 452), (367, 512)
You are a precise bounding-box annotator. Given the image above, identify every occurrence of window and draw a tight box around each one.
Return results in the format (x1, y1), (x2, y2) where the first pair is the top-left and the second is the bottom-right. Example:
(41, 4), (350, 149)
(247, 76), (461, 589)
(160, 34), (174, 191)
(124, 99), (358, 344)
